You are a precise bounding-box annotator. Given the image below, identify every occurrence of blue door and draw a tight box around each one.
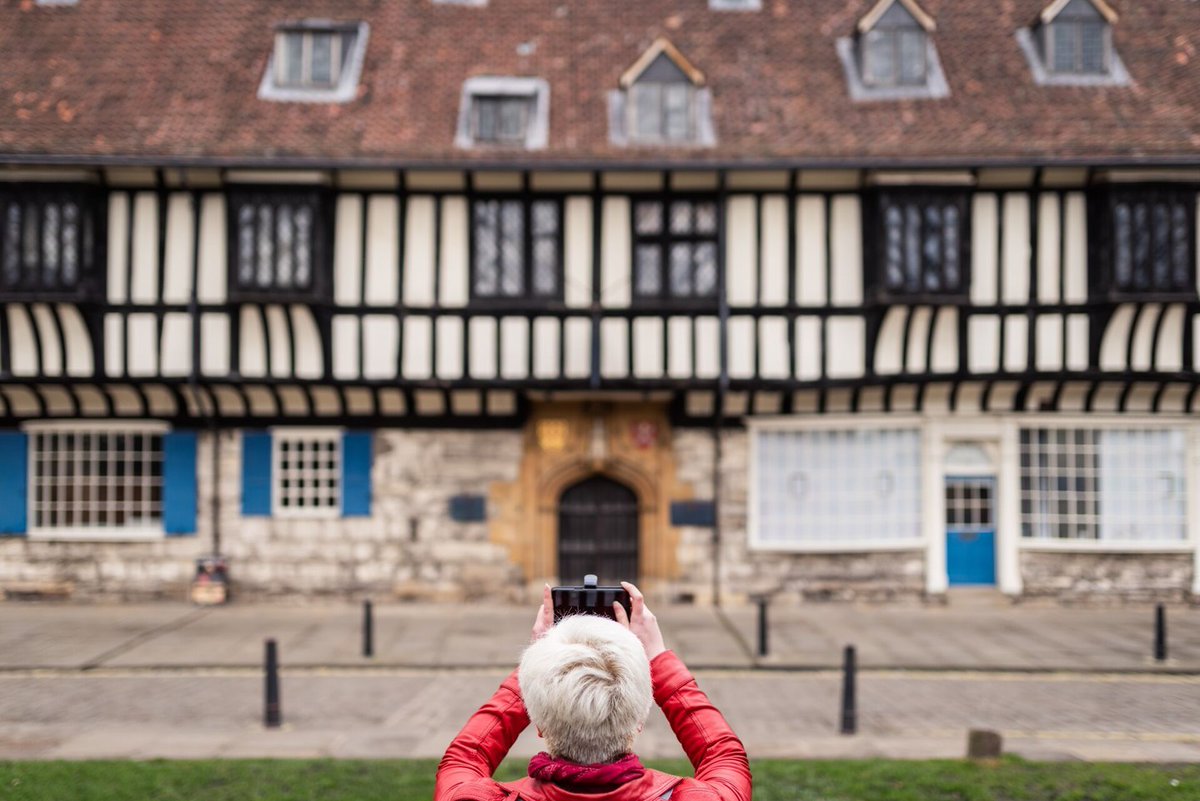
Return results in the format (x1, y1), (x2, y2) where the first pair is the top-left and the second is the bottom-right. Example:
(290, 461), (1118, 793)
(945, 477), (996, 586)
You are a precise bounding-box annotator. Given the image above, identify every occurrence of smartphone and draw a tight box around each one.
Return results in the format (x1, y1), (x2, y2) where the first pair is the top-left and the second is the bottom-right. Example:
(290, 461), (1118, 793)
(552, 574), (632, 623)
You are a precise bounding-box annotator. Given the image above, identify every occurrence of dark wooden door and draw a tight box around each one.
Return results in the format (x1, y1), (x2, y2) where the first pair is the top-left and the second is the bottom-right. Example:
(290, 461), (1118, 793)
(557, 475), (639, 585)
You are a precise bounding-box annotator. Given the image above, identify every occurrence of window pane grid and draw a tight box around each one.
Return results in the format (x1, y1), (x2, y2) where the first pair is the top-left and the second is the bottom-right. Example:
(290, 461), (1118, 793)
(0, 189), (94, 294)
(1110, 189), (1194, 295)
(231, 192), (323, 297)
(30, 429), (163, 530)
(471, 198), (562, 301)
(276, 434), (341, 514)
(878, 192), (967, 298)
(632, 199), (719, 302)
(1019, 427), (1187, 542)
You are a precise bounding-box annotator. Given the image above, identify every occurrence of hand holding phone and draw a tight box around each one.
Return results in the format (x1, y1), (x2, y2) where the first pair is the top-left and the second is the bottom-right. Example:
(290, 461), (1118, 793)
(551, 574), (633, 623)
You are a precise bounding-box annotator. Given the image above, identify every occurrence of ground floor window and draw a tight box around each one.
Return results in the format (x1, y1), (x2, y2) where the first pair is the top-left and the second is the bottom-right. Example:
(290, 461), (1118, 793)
(751, 427), (921, 548)
(1019, 427), (1187, 542)
(28, 425), (165, 533)
(272, 428), (341, 517)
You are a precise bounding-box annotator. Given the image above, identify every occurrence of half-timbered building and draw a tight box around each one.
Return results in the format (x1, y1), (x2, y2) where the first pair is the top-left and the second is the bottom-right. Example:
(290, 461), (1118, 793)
(1, 0), (1198, 602)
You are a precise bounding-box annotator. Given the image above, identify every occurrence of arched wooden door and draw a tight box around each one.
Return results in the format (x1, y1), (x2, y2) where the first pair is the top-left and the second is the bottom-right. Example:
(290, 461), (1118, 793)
(557, 475), (639, 585)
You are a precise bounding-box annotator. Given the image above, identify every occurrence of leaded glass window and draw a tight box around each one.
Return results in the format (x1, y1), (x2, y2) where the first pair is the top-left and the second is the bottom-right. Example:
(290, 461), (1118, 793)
(1103, 188), (1195, 296)
(471, 96), (534, 145)
(274, 28), (351, 89)
(627, 52), (696, 144)
(871, 190), (968, 298)
(862, 27), (927, 87)
(471, 198), (561, 301)
(228, 190), (328, 299)
(0, 186), (98, 296)
(632, 199), (718, 302)
(1046, 20), (1108, 74)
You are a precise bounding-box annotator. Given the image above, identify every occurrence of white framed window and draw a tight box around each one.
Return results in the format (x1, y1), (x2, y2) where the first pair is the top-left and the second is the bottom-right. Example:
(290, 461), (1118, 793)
(750, 423), (922, 550)
(1020, 427), (1188, 543)
(455, 77), (550, 150)
(258, 21), (370, 104)
(27, 422), (166, 541)
(272, 428), (341, 518)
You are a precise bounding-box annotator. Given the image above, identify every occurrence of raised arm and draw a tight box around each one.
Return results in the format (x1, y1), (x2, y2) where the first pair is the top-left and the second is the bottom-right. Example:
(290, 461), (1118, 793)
(433, 668), (530, 801)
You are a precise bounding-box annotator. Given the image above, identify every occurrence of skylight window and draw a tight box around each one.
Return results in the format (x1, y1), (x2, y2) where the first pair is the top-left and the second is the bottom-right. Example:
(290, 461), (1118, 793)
(455, 77), (550, 150)
(609, 39), (715, 148)
(1015, 0), (1129, 86)
(258, 21), (370, 104)
(837, 0), (949, 101)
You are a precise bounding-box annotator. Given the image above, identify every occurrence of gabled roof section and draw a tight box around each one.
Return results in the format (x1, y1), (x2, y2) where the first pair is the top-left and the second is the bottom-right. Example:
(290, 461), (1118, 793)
(1039, 0), (1118, 24)
(857, 0), (936, 33)
(618, 38), (705, 88)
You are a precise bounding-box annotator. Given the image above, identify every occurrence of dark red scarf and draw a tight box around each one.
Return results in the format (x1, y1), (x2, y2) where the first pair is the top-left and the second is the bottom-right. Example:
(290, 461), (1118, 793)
(528, 752), (646, 793)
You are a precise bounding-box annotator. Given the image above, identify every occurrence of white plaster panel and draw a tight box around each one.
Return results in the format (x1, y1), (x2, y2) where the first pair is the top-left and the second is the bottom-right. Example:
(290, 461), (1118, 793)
(694, 316), (720, 379)
(6, 306), (36, 376)
(970, 193), (998, 305)
(1001, 193), (1030, 304)
(363, 315), (399, 379)
(759, 316), (789, 379)
(532, 317), (560, 379)
(905, 306), (933, 373)
(106, 193), (129, 303)
(403, 196), (436, 305)
(126, 313), (158, 376)
(104, 313), (123, 377)
(1066, 313), (1089, 371)
(968, 315), (1001, 373)
(500, 316), (529, 379)
(334, 194), (364, 305)
(1003, 315), (1028, 372)
(332, 315), (360, 380)
(563, 317), (591, 379)
(1100, 304), (1135, 371)
(632, 317), (665, 378)
(760, 195), (788, 307)
(725, 196), (757, 306)
(436, 316), (465, 379)
(797, 196), (827, 304)
(130, 192), (159, 304)
(162, 193), (194, 304)
(200, 313), (230, 376)
(929, 307), (958, 374)
(365, 195), (400, 305)
(30, 304), (61, 376)
(727, 315), (755, 379)
(795, 316), (822, 380)
(1130, 304), (1161, 371)
(1156, 304), (1185, 371)
(1036, 193), (1060, 303)
(601, 197), (631, 307)
(290, 306), (322, 379)
(196, 194), (227, 304)
(439, 196), (469, 307)
(468, 316), (498, 379)
(402, 316), (433, 379)
(564, 197), (593, 308)
(600, 318), (629, 377)
(160, 312), (192, 377)
(265, 305), (291, 378)
(238, 306), (267, 378)
(1035, 314), (1064, 371)
(57, 305), (93, 377)
(825, 317), (864, 378)
(667, 316), (692, 378)
(1063, 192), (1088, 303)
(874, 307), (906, 375)
(829, 195), (862, 306)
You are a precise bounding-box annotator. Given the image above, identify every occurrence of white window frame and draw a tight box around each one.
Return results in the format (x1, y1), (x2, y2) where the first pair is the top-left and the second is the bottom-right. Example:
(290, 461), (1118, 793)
(747, 415), (928, 553)
(258, 22), (370, 105)
(24, 420), (169, 543)
(455, 77), (550, 151)
(271, 427), (342, 519)
(274, 30), (344, 89)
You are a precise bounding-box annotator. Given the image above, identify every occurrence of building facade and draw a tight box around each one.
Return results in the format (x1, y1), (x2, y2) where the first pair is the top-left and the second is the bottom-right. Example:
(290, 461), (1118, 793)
(0, 0), (1198, 603)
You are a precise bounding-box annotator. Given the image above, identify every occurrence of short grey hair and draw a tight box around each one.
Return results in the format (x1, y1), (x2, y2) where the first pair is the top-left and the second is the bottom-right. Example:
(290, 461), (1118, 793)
(518, 615), (652, 765)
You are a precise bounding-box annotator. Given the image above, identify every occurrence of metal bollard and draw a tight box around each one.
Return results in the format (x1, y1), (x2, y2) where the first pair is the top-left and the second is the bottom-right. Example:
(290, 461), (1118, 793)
(363, 599), (374, 658)
(756, 597), (769, 657)
(264, 638), (281, 728)
(1154, 603), (1167, 662)
(839, 645), (857, 736)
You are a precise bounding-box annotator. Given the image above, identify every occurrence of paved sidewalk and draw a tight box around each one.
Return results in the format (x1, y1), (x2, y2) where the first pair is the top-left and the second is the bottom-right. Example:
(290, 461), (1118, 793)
(0, 598), (1196, 672)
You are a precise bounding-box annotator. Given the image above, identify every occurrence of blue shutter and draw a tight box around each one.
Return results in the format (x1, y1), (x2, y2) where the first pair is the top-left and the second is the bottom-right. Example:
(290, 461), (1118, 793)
(163, 431), (198, 536)
(242, 431), (273, 517)
(0, 432), (28, 535)
(341, 431), (372, 518)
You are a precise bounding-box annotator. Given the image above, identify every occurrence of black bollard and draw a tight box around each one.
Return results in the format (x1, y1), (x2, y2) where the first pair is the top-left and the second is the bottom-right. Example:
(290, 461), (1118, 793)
(264, 638), (281, 728)
(1154, 603), (1167, 662)
(756, 597), (769, 657)
(840, 645), (857, 735)
(363, 599), (375, 658)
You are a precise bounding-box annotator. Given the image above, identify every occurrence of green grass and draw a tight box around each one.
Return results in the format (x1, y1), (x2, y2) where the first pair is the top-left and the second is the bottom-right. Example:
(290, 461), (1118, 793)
(2, 758), (1199, 801)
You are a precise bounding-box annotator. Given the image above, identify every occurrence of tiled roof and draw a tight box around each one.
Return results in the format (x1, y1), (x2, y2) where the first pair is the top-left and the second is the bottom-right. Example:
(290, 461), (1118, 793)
(1, 0), (1198, 166)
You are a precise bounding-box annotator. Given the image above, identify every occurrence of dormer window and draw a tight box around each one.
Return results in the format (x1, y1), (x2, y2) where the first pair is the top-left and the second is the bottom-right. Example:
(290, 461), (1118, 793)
(1016, 0), (1128, 86)
(609, 39), (715, 147)
(836, 0), (949, 101)
(456, 77), (550, 150)
(258, 21), (370, 104)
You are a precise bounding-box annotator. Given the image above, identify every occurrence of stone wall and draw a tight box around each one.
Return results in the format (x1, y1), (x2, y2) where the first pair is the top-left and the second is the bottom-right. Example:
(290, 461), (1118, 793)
(1020, 551), (1195, 604)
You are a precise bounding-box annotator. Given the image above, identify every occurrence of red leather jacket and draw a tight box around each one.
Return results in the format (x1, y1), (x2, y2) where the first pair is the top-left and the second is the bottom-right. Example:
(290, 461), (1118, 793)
(435, 650), (752, 801)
